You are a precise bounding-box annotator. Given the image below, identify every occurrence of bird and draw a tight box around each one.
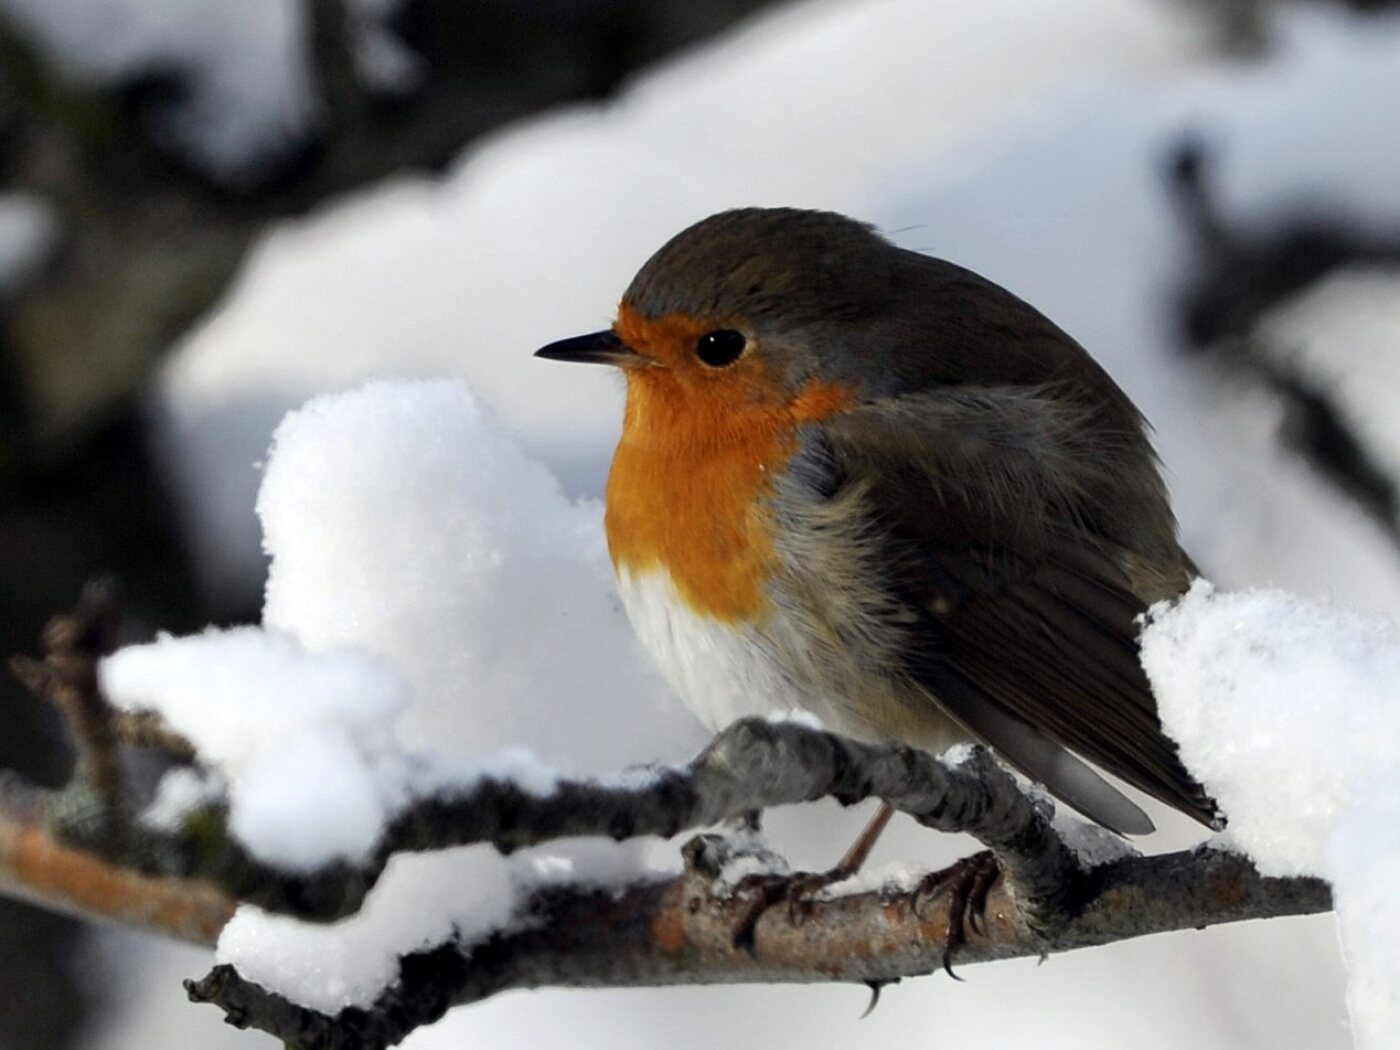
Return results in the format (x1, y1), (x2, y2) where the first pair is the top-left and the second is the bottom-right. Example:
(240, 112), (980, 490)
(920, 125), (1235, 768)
(536, 207), (1220, 947)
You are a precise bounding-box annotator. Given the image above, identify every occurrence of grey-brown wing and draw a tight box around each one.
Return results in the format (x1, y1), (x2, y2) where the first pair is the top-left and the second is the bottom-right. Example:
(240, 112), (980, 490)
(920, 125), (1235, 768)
(820, 391), (1221, 833)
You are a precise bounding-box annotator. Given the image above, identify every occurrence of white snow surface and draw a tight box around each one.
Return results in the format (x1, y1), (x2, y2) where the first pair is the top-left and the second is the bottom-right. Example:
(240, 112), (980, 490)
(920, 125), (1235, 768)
(102, 379), (704, 1011)
(1143, 581), (1400, 1047)
(104, 0), (1400, 1048)
(219, 380), (701, 1010)
(101, 628), (411, 868)
(256, 379), (703, 770)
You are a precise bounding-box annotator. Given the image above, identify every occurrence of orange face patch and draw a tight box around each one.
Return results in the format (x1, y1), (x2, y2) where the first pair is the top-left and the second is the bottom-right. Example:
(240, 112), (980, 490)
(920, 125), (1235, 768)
(604, 306), (853, 623)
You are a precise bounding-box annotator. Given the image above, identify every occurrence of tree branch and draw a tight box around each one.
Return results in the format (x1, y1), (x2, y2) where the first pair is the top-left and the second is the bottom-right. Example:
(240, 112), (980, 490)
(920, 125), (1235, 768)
(0, 771), (232, 946)
(50, 719), (1081, 930)
(185, 843), (1329, 1049)
(0, 586), (1335, 1049)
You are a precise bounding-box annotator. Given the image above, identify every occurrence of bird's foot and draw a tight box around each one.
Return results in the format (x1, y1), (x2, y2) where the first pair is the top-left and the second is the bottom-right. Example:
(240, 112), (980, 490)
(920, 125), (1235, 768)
(730, 867), (849, 952)
(911, 849), (1001, 979)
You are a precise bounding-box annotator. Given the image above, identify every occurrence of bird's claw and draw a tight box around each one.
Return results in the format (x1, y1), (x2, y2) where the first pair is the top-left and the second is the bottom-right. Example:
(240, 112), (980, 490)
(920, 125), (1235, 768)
(910, 850), (1000, 979)
(730, 867), (846, 952)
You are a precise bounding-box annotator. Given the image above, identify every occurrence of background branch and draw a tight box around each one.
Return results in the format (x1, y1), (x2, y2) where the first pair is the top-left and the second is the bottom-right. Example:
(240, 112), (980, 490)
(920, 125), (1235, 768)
(0, 772), (231, 947)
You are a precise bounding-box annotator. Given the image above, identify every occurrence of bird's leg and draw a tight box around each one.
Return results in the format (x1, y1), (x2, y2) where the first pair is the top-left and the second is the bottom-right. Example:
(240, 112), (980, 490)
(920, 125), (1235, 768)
(910, 850), (1001, 979)
(732, 803), (895, 950)
(830, 801), (896, 877)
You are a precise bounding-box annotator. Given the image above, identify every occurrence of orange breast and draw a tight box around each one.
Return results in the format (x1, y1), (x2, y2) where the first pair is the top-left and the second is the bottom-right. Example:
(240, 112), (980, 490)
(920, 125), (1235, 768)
(606, 396), (788, 624)
(604, 309), (853, 624)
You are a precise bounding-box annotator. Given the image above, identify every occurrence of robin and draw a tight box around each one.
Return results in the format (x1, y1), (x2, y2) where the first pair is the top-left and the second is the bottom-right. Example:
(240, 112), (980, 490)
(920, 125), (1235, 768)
(536, 207), (1220, 949)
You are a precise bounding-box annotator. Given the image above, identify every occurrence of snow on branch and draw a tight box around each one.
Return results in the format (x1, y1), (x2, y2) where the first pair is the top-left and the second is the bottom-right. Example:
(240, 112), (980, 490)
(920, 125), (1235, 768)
(187, 846), (1327, 1050)
(0, 584), (1334, 1049)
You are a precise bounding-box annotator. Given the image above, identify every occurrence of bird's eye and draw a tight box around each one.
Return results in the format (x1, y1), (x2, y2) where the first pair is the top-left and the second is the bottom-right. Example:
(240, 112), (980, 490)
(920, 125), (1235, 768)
(695, 329), (747, 368)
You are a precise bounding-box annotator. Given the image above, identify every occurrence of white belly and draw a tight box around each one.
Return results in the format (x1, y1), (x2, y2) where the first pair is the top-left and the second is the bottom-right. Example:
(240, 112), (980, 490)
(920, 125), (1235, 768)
(615, 566), (834, 732)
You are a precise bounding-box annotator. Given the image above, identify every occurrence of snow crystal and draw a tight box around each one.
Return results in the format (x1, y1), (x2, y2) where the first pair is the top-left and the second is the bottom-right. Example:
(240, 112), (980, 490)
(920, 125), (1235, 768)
(1144, 581), (1400, 1046)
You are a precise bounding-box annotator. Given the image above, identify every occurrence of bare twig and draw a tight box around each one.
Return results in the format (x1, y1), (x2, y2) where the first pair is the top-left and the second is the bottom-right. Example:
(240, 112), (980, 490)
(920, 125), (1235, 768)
(0, 771), (232, 946)
(108, 710), (197, 763)
(10, 579), (130, 846)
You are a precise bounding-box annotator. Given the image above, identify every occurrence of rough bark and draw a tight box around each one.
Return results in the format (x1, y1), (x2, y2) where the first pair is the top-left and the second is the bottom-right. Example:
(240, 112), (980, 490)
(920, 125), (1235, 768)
(0, 586), (1334, 1049)
(185, 845), (1329, 1050)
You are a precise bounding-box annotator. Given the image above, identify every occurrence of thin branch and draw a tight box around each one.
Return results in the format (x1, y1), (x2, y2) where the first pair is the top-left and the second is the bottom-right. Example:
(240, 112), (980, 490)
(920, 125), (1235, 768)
(59, 720), (1078, 928)
(10, 578), (130, 846)
(0, 772), (232, 947)
(108, 709), (197, 763)
(186, 844), (1330, 1049)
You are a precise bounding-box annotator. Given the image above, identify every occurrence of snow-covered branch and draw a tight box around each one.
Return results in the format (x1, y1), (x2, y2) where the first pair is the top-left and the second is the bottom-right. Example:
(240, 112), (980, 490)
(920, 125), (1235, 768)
(185, 844), (1328, 1050)
(0, 585), (1335, 1049)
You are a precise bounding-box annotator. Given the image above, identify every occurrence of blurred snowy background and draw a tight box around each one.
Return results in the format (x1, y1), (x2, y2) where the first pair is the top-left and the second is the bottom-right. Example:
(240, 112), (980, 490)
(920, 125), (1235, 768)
(1, 0), (1399, 1047)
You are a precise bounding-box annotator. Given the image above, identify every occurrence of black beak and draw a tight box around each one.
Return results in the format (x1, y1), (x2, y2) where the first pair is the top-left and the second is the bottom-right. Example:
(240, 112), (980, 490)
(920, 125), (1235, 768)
(534, 329), (642, 367)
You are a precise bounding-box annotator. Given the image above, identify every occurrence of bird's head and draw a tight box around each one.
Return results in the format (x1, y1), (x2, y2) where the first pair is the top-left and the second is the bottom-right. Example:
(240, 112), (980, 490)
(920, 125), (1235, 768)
(535, 208), (906, 433)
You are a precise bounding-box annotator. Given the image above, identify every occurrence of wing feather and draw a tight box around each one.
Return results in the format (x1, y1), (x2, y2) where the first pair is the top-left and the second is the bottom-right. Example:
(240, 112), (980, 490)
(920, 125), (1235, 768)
(820, 391), (1222, 831)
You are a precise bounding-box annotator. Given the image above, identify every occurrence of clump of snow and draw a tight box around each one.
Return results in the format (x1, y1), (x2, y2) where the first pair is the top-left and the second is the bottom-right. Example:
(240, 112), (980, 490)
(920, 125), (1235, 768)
(817, 861), (928, 900)
(1144, 580), (1400, 1046)
(1328, 801), (1400, 1050)
(1142, 581), (1398, 876)
(405, 749), (562, 801)
(140, 766), (219, 832)
(122, 378), (703, 1010)
(0, 192), (58, 291)
(704, 825), (791, 895)
(939, 742), (980, 769)
(764, 709), (827, 731)
(102, 629), (406, 774)
(102, 628), (411, 868)
(218, 850), (515, 1013)
(256, 379), (704, 771)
